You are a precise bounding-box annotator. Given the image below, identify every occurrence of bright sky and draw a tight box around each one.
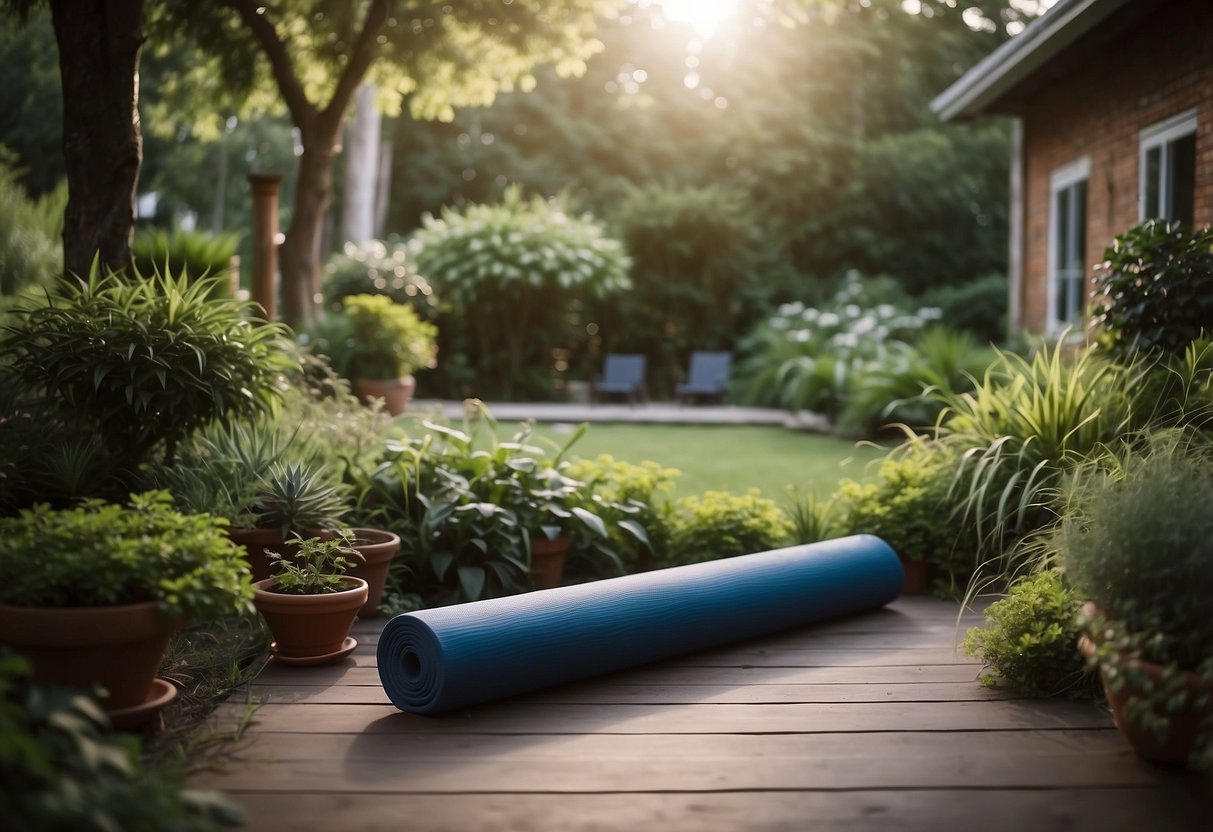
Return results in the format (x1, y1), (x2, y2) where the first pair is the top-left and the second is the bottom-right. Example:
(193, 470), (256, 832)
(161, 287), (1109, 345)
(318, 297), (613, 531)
(657, 0), (738, 38)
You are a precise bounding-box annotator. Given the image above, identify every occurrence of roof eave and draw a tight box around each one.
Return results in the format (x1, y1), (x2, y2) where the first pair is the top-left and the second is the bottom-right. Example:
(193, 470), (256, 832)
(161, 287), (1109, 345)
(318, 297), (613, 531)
(931, 0), (1136, 121)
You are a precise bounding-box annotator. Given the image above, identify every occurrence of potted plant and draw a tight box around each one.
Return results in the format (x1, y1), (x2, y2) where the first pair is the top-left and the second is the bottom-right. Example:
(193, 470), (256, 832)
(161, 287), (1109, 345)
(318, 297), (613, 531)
(252, 533), (368, 665)
(0, 269), (293, 506)
(1054, 443), (1213, 767)
(0, 492), (253, 728)
(340, 293), (437, 415)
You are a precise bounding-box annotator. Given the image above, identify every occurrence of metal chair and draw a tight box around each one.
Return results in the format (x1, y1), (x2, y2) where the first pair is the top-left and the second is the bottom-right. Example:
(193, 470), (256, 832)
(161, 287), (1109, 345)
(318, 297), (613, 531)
(591, 354), (648, 404)
(675, 351), (731, 403)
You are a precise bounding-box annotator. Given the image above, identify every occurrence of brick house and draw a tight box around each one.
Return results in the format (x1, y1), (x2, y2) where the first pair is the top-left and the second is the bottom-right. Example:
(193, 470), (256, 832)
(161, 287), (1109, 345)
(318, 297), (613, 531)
(931, 0), (1213, 337)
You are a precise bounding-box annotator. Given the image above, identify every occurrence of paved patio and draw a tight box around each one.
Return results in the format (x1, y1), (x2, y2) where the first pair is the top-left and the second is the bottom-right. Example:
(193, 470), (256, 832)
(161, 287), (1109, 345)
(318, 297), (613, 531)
(408, 398), (828, 429)
(196, 597), (1212, 831)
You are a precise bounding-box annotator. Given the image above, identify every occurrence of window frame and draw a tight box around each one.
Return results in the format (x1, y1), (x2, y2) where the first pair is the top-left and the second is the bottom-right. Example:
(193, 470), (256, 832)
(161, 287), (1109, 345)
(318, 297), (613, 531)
(1139, 108), (1198, 223)
(1047, 156), (1090, 337)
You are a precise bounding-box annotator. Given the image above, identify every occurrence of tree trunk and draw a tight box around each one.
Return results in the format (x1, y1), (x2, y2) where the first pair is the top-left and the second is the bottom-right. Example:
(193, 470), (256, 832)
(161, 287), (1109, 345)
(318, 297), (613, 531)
(49, 0), (143, 280)
(279, 131), (337, 327)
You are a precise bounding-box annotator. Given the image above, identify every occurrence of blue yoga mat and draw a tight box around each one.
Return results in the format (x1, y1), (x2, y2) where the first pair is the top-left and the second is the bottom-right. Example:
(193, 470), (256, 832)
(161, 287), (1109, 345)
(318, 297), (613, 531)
(377, 534), (903, 714)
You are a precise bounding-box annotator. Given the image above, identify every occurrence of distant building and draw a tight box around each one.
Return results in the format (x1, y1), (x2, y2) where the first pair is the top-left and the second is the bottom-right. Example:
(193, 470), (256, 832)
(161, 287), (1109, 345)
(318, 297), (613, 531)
(932, 0), (1212, 336)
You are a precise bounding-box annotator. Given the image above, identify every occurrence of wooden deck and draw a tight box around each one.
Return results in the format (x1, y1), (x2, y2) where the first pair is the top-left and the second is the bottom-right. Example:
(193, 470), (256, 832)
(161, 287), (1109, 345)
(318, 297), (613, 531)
(196, 597), (1211, 831)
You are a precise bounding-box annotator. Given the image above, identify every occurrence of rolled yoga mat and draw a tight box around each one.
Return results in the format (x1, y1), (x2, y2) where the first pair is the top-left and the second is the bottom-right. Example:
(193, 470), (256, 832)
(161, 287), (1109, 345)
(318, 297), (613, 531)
(378, 533), (904, 715)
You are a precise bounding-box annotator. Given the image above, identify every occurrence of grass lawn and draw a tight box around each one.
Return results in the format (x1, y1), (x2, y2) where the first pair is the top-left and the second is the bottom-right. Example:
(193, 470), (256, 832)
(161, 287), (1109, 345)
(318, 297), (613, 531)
(495, 422), (890, 500)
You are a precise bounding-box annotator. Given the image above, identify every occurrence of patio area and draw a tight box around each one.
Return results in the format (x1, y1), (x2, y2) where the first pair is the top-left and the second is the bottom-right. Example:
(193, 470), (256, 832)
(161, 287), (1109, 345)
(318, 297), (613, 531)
(195, 596), (1211, 831)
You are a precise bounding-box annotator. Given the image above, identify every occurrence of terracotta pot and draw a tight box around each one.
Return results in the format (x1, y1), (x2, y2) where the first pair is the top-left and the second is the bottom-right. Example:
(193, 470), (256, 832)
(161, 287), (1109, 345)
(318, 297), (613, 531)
(227, 527), (325, 582)
(353, 375), (416, 416)
(345, 528), (401, 616)
(253, 577), (368, 661)
(899, 556), (931, 595)
(0, 601), (177, 712)
(530, 535), (572, 590)
(1079, 634), (1213, 766)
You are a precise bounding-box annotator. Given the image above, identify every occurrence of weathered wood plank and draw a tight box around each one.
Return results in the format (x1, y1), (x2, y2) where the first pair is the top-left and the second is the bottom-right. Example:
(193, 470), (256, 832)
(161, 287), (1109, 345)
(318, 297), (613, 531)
(246, 680), (1014, 706)
(214, 698), (1111, 735)
(217, 786), (1213, 832)
(197, 728), (1149, 794)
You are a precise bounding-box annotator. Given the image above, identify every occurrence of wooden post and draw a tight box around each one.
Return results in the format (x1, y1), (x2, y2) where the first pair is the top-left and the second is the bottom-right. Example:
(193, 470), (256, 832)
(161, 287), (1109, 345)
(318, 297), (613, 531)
(248, 173), (284, 321)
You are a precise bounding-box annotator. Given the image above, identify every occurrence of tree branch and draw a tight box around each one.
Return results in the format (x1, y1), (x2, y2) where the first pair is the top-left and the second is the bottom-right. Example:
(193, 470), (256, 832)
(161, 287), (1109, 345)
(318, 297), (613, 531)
(316, 0), (390, 139)
(223, 0), (316, 127)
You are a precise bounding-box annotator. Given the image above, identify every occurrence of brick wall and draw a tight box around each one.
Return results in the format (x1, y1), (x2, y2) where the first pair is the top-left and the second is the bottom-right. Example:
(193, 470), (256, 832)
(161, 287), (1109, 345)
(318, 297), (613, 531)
(1016, 0), (1213, 334)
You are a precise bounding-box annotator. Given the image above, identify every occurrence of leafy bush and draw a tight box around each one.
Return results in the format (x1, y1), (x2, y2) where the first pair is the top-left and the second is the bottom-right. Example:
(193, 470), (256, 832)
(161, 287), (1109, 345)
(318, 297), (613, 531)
(0, 650), (241, 831)
(0, 270), (295, 498)
(783, 487), (839, 545)
(410, 186), (630, 398)
(131, 227), (240, 296)
(1091, 220), (1213, 358)
(566, 454), (679, 573)
(839, 327), (994, 435)
(352, 417), (644, 603)
(600, 183), (770, 393)
(322, 236), (436, 315)
(332, 293), (438, 380)
(665, 489), (793, 566)
(0, 152), (62, 296)
(1056, 443), (1213, 671)
(266, 533), (362, 595)
(963, 569), (1094, 698)
(919, 273), (1007, 345)
(0, 491), (253, 623)
(735, 272), (942, 421)
(837, 442), (975, 592)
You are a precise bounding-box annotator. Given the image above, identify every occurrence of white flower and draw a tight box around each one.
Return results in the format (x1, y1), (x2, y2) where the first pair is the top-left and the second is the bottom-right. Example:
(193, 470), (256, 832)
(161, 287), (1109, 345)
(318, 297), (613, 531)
(791, 329), (813, 343)
(779, 302), (805, 317)
(818, 312), (840, 328)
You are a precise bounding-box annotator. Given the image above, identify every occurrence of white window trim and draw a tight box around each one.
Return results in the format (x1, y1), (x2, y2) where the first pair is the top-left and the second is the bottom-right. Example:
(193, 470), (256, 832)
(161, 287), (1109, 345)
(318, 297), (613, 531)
(1047, 156), (1090, 337)
(1139, 108), (1198, 221)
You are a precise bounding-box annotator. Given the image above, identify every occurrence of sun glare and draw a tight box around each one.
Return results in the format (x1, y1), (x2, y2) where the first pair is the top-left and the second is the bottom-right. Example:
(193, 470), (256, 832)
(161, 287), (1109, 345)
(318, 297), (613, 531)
(658, 0), (738, 39)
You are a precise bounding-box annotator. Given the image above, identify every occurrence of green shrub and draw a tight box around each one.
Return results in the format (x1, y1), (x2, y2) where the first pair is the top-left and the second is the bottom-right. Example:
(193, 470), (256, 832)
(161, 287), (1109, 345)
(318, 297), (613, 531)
(1091, 220), (1213, 358)
(0, 269), (295, 495)
(0, 491), (253, 624)
(920, 273), (1007, 345)
(566, 454), (679, 573)
(600, 183), (770, 393)
(665, 489), (793, 566)
(410, 186), (629, 398)
(963, 569), (1094, 698)
(837, 442), (975, 592)
(0, 649), (241, 831)
(783, 487), (839, 545)
(337, 293), (438, 380)
(735, 272), (942, 421)
(322, 237), (436, 316)
(131, 227), (239, 296)
(839, 327), (994, 435)
(0, 152), (62, 295)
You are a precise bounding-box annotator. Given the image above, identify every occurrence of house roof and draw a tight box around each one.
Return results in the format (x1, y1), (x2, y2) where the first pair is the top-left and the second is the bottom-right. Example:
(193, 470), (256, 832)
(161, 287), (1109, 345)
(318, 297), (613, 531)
(931, 0), (1137, 121)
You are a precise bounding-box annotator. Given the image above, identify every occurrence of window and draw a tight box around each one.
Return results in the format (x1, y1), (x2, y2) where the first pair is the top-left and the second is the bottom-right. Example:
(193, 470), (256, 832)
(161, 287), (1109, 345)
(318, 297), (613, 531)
(1048, 157), (1089, 335)
(1140, 109), (1197, 225)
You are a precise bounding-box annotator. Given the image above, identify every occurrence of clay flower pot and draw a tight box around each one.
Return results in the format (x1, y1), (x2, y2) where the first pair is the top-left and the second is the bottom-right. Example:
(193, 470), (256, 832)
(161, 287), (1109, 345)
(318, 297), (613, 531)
(253, 577), (368, 664)
(899, 556), (931, 595)
(0, 601), (178, 721)
(1079, 634), (1213, 766)
(345, 528), (401, 616)
(530, 535), (572, 590)
(353, 375), (416, 416)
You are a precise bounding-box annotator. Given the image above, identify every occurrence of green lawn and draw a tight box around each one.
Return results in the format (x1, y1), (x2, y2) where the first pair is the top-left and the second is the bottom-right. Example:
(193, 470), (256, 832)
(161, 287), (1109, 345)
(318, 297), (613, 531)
(495, 422), (890, 501)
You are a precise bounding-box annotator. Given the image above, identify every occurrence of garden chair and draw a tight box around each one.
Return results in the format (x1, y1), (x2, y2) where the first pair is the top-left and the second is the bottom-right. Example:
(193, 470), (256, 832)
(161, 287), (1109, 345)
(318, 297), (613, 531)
(591, 354), (648, 404)
(676, 351), (731, 403)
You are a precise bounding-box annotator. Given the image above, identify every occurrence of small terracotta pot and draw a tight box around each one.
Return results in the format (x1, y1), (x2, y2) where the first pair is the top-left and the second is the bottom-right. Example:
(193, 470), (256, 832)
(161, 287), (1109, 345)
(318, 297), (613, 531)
(0, 601), (177, 712)
(253, 577), (368, 661)
(353, 375), (416, 416)
(530, 536), (572, 590)
(345, 528), (401, 616)
(1079, 634), (1213, 766)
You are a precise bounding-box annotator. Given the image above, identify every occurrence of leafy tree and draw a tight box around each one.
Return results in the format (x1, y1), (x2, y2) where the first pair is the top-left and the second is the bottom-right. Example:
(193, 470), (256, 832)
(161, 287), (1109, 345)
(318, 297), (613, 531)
(151, 0), (624, 326)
